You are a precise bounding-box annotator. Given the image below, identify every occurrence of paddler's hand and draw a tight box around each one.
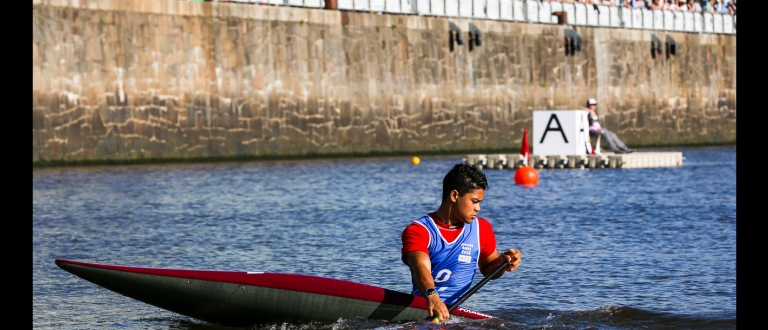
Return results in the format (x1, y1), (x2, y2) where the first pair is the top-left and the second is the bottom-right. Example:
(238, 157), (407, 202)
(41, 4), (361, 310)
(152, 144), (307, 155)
(427, 293), (449, 323)
(501, 248), (522, 272)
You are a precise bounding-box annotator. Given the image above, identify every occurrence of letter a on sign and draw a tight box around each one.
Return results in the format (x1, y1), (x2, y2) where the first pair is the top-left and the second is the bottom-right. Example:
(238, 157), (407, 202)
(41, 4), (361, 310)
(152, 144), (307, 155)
(539, 114), (569, 144)
(533, 110), (589, 156)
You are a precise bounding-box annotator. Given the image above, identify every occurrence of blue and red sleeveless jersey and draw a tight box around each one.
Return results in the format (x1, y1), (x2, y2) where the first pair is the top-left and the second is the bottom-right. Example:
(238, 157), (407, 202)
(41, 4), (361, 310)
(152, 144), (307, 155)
(410, 215), (481, 305)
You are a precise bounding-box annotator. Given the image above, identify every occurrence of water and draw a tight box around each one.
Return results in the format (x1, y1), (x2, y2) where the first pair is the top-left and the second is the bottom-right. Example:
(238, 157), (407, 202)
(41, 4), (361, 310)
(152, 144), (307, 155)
(32, 146), (736, 330)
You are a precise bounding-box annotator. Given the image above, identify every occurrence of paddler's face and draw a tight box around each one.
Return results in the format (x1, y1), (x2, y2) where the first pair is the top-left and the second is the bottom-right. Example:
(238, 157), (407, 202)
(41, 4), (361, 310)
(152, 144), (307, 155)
(451, 189), (484, 224)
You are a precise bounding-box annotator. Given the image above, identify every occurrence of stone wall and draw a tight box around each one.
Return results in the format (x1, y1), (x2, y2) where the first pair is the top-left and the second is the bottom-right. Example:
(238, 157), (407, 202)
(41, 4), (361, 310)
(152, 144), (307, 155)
(32, 0), (736, 164)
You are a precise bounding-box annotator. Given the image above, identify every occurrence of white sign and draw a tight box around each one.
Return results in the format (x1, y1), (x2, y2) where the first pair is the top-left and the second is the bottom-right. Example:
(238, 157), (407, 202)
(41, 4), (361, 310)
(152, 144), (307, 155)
(564, 3), (576, 25)
(527, 0), (539, 22)
(723, 14), (734, 34)
(620, 6), (632, 28)
(713, 13), (723, 33)
(458, 0), (472, 17)
(444, 0), (457, 16)
(642, 9), (653, 30)
(539, 1), (551, 24)
(500, 0), (513, 20)
(532, 110), (591, 156)
(632, 8), (642, 29)
(487, 0), (500, 20)
(574, 3), (586, 25)
(664, 10), (674, 30)
(586, 4), (598, 26)
(598, 5), (610, 26)
(684, 12), (694, 32)
(513, 0), (526, 21)
(609, 6), (621, 27)
(674, 11), (684, 31)
(653, 9), (664, 30)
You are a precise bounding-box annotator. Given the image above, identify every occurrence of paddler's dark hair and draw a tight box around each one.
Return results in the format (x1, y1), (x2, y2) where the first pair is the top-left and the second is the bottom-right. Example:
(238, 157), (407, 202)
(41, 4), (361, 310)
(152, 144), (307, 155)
(442, 163), (488, 201)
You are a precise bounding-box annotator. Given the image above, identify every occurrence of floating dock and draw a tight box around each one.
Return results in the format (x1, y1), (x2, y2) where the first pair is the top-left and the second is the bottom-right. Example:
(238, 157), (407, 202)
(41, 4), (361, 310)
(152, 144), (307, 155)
(464, 152), (684, 170)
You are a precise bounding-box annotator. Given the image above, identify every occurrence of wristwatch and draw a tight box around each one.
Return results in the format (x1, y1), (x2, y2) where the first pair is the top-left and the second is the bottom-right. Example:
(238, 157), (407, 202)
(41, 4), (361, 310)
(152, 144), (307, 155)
(424, 288), (437, 297)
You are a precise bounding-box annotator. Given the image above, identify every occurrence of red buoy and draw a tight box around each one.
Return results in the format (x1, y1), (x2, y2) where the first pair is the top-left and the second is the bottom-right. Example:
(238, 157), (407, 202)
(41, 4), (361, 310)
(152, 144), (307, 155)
(514, 165), (539, 187)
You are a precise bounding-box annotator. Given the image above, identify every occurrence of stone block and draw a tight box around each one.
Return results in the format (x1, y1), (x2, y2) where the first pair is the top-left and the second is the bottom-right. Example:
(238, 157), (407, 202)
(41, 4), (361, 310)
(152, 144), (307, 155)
(504, 154), (527, 169)
(607, 155), (624, 168)
(530, 154), (547, 169)
(587, 154), (608, 169)
(566, 155), (588, 169)
(485, 154), (507, 170)
(464, 154), (487, 169)
(546, 155), (568, 169)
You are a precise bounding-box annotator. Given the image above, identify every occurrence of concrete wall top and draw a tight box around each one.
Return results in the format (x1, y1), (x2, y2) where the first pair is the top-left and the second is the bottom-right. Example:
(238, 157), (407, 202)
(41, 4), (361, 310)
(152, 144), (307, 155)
(34, 0), (343, 26)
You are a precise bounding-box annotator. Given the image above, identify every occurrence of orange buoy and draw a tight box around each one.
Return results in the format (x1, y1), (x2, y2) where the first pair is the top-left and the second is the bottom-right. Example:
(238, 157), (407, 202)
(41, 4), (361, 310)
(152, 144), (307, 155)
(514, 165), (539, 187)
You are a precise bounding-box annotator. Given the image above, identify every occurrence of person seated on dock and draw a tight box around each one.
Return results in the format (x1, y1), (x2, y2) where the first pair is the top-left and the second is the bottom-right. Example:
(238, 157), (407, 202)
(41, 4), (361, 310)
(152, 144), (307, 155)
(585, 98), (634, 154)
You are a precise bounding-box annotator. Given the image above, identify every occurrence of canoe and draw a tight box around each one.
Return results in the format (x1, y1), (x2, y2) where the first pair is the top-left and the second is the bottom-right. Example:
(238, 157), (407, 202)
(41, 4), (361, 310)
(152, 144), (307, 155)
(55, 259), (495, 327)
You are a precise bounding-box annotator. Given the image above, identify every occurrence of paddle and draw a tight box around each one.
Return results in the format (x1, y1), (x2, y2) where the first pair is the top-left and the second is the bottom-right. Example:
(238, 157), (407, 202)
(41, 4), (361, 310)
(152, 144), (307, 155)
(428, 257), (512, 323)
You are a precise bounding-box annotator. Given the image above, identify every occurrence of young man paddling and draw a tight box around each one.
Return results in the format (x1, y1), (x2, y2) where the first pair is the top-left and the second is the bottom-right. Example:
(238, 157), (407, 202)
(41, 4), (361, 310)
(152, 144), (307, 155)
(401, 163), (522, 323)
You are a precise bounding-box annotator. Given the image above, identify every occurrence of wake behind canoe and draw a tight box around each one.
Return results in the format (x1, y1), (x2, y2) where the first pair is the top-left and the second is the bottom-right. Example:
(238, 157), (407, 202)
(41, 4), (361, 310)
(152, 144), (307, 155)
(55, 259), (494, 327)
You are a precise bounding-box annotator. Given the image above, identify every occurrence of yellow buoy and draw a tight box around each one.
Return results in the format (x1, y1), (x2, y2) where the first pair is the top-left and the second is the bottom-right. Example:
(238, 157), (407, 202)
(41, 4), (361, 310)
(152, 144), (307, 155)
(411, 156), (421, 165)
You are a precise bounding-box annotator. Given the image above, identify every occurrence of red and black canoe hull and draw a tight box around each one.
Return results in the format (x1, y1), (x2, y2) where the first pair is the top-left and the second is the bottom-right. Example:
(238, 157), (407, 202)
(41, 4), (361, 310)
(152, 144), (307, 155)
(55, 259), (494, 327)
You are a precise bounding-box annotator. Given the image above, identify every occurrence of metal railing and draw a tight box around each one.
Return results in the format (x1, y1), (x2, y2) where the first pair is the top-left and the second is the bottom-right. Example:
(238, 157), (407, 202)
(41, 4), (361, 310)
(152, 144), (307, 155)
(224, 0), (736, 34)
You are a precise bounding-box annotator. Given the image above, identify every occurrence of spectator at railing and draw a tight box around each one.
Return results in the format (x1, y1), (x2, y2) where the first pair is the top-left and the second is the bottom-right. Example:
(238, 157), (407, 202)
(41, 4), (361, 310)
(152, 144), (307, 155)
(671, 0), (685, 11)
(701, 0), (714, 13)
(687, 0), (701, 12)
(684, 0), (701, 13)
(727, 0), (735, 14)
(649, 0), (663, 10)
(621, 0), (648, 9)
(714, 0), (729, 14)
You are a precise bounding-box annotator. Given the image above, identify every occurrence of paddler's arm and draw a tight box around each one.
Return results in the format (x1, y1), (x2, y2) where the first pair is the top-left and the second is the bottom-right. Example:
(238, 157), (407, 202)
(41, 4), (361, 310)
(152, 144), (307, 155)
(479, 248), (522, 280)
(404, 251), (450, 322)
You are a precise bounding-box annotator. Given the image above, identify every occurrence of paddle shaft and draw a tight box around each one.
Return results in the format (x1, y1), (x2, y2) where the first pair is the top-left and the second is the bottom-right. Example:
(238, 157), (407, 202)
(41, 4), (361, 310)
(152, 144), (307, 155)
(447, 257), (511, 313)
